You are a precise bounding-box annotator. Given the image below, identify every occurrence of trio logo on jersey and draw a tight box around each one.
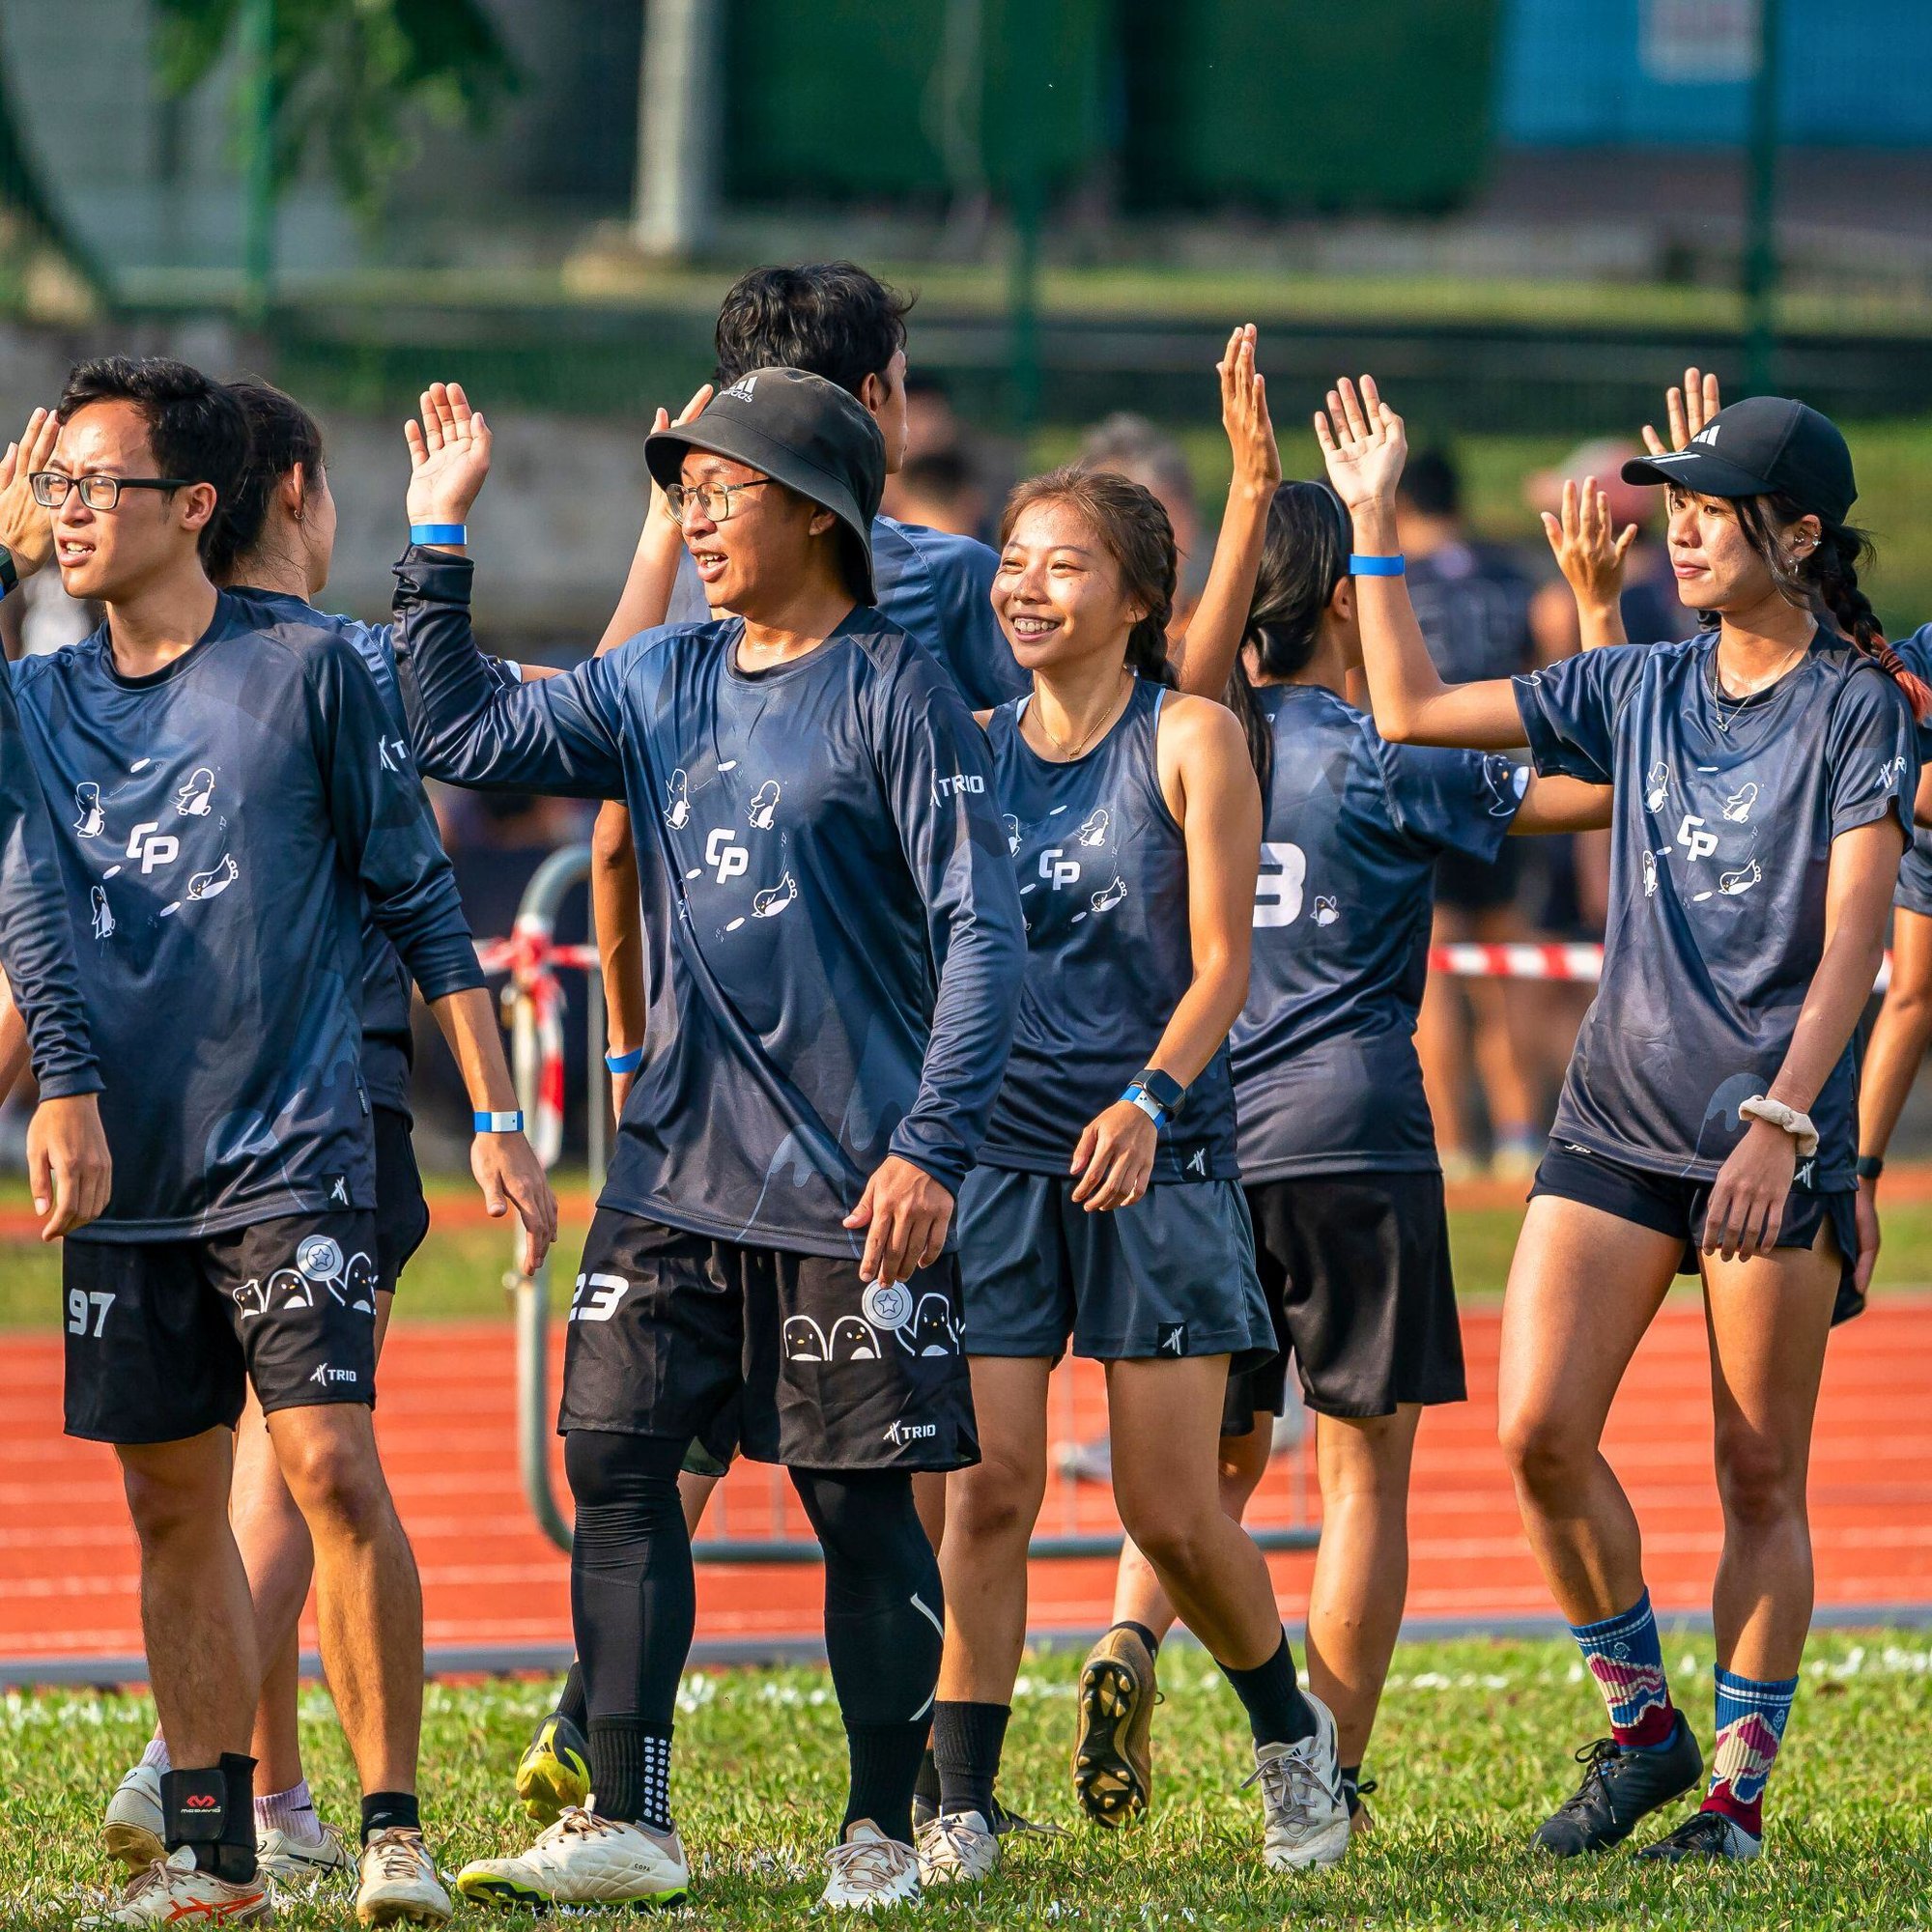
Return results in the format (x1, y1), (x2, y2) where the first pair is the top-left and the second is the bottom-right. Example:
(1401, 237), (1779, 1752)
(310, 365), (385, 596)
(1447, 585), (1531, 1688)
(378, 735), (410, 774)
(308, 1363), (359, 1386)
(174, 768), (215, 816)
(1675, 812), (1719, 863)
(1157, 1322), (1188, 1357)
(329, 1177), (350, 1208)
(884, 1419), (938, 1446)
(73, 781), (105, 838)
(126, 820), (180, 874)
(1185, 1147), (1207, 1177)
(1038, 846), (1081, 888)
(933, 773), (985, 802)
(705, 827), (750, 883)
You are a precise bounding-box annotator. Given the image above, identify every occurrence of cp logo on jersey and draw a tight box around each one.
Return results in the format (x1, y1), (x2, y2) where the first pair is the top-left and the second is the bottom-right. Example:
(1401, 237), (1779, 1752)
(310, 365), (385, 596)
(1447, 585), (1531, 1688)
(704, 828), (750, 884)
(126, 820), (180, 874)
(1674, 812), (1719, 863)
(1038, 846), (1081, 889)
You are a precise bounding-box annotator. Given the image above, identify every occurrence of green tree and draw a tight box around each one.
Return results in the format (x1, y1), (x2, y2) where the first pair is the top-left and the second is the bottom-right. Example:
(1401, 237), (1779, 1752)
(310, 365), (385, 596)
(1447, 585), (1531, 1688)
(155, 0), (518, 217)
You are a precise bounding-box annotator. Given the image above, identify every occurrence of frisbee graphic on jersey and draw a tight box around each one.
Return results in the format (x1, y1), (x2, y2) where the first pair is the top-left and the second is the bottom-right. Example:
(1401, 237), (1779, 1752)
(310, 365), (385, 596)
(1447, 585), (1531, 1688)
(298, 1236), (345, 1281)
(863, 1282), (915, 1331)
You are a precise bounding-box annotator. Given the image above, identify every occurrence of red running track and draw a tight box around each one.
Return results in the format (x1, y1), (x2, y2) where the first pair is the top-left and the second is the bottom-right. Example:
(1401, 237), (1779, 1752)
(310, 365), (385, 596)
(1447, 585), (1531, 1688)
(6, 1296), (1932, 1671)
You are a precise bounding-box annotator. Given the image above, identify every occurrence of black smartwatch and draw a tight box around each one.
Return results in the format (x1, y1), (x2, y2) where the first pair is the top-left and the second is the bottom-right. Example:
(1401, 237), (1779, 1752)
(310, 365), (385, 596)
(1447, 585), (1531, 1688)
(1131, 1067), (1185, 1115)
(0, 544), (16, 603)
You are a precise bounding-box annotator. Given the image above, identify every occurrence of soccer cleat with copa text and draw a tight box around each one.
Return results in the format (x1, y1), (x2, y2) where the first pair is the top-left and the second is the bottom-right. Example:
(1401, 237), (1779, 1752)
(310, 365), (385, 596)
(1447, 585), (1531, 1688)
(455, 1808), (689, 1912)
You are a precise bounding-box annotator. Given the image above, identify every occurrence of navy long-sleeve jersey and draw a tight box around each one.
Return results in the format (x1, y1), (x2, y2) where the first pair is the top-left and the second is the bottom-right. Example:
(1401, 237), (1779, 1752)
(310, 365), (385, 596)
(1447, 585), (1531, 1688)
(391, 546), (1026, 1257)
(0, 670), (99, 1100)
(11, 592), (482, 1239)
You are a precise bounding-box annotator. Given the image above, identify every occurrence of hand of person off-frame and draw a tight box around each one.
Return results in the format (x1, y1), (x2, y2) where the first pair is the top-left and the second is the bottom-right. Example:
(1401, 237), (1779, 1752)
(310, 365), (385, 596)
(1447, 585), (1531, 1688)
(845, 1154), (953, 1285)
(0, 407), (60, 578)
(405, 381), (493, 536)
(1069, 1099), (1157, 1214)
(1542, 474), (1637, 617)
(473, 1127), (559, 1276)
(1701, 1117), (1797, 1264)
(1314, 375), (1408, 514)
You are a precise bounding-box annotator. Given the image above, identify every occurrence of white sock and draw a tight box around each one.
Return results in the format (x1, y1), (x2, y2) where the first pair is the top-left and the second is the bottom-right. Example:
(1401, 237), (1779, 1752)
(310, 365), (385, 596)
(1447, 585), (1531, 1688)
(254, 1779), (324, 1845)
(139, 1736), (171, 1775)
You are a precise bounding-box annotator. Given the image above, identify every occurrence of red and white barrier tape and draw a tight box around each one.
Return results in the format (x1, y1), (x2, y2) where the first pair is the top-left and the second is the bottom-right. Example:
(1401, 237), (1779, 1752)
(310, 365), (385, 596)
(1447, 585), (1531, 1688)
(1428, 941), (1892, 993)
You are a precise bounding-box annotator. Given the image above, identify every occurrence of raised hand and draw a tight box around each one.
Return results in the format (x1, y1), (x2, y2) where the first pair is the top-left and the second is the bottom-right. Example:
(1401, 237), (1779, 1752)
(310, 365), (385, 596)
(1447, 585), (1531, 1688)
(1542, 475), (1637, 612)
(0, 408), (61, 578)
(1642, 365), (1722, 457)
(1313, 375), (1407, 513)
(648, 381), (715, 527)
(1217, 325), (1279, 500)
(405, 381), (493, 535)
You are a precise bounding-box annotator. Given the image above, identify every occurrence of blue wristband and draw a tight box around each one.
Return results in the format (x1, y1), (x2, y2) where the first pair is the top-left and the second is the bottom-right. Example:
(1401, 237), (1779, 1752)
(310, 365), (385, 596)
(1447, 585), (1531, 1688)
(605, 1045), (644, 1075)
(474, 1110), (524, 1134)
(412, 524), (468, 546)
(1120, 1084), (1170, 1128)
(1349, 553), (1406, 576)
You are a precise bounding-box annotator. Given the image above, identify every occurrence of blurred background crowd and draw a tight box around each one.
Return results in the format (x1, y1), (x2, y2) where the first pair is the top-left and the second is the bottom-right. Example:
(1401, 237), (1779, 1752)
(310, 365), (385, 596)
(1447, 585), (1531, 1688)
(4, 0), (1931, 1171)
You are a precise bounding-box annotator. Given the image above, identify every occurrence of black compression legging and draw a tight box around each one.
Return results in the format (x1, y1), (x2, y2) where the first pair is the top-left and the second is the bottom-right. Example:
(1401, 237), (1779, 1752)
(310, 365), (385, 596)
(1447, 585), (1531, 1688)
(564, 1431), (695, 1730)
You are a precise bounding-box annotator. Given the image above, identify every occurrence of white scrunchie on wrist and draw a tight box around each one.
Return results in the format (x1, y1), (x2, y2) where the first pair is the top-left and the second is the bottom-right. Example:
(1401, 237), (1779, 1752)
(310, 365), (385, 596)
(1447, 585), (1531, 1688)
(1738, 1094), (1819, 1158)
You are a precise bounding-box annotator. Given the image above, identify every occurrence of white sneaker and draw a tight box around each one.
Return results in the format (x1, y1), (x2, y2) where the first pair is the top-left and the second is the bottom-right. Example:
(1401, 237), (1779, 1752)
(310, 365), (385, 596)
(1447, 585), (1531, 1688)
(355, 1827), (452, 1925)
(101, 1763), (166, 1873)
(1247, 1692), (1351, 1871)
(80, 1846), (272, 1925)
(820, 1820), (922, 1911)
(915, 1809), (1000, 1885)
(258, 1822), (355, 1889)
(455, 1808), (689, 1911)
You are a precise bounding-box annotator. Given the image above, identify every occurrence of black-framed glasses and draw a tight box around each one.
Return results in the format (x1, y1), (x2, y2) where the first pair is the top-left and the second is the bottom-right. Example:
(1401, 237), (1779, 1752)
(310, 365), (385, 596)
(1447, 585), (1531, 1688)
(29, 472), (193, 512)
(663, 478), (772, 525)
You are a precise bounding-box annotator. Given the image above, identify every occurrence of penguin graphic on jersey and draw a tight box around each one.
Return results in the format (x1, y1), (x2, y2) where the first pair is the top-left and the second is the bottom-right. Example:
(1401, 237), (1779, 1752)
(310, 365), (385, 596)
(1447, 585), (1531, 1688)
(74, 782), (105, 838)
(89, 886), (114, 940)
(747, 780), (781, 830)
(1644, 763), (1671, 813)
(186, 854), (239, 901)
(665, 768), (691, 829)
(1076, 806), (1110, 847)
(1722, 781), (1758, 824)
(175, 768), (215, 817)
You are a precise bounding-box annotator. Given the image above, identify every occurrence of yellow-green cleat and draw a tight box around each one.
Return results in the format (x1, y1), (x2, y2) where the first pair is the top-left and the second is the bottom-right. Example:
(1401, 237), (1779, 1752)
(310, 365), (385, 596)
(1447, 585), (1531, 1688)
(515, 1713), (592, 1825)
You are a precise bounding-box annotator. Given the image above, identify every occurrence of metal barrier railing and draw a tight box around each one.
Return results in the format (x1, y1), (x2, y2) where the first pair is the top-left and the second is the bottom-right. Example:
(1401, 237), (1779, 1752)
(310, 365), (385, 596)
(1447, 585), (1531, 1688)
(488, 843), (1320, 1563)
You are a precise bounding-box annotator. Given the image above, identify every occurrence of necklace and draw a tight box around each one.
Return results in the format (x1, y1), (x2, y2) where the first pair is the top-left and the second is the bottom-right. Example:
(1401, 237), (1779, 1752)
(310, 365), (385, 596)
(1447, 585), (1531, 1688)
(1034, 671), (1132, 761)
(1705, 636), (1807, 732)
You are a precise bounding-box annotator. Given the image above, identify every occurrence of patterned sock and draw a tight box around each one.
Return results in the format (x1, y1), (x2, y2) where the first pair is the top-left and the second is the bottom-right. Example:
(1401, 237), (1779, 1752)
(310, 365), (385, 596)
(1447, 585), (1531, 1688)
(588, 1719), (674, 1833)
(1702, 1666), (1796, 1839)
(254, 1779), (324, 1846)
(140, 1735), (171, 1775)
(1569, 1589), (1677, 1748)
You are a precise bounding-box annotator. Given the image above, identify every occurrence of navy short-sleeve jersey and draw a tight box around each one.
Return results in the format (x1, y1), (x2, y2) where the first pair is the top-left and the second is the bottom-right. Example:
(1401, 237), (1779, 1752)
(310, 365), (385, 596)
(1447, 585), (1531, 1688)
(1514, 632), (1917, 1188)
(1231, 683), (1522, 1179)
(1889, 624), (1932, 917)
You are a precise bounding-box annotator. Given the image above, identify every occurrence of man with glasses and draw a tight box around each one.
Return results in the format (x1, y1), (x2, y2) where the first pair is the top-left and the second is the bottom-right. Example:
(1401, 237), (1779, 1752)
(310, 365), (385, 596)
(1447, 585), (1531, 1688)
(389, 371), (1025, 1912)
(2, 355), (554, 1927)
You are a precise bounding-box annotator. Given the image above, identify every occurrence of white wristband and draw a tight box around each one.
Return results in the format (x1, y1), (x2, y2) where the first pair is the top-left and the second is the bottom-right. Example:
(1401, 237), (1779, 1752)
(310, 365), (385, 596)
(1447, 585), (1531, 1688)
(1738, 1095), (1819, 1158)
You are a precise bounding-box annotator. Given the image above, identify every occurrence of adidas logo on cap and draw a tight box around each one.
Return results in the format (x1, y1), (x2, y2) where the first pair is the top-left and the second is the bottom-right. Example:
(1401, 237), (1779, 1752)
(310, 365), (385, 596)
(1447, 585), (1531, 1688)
(722, 375), (758, 402)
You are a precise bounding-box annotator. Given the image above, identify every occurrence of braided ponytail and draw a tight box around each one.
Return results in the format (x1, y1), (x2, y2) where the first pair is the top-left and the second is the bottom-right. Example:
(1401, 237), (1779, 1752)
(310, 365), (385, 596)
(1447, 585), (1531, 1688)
(1734, 494), (1932, 722)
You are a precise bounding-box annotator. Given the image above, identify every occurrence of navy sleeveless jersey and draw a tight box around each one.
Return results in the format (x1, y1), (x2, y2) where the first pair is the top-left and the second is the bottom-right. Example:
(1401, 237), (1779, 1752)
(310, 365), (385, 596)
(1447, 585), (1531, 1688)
(1891, 624), (1932, 917)
(1231, 683), (1523, 1179)
(668, 513), (1028, 710)
(1514, 632), (1917, 1190)
(392, 548), (1027, 1258)
(977, 678), (1239, 1182)
(11, 592), (481, 1239)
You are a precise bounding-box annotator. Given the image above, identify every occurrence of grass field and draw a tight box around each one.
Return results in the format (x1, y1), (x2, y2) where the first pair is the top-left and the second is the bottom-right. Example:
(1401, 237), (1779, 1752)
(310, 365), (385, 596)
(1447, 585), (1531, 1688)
(6, 1634), (1931, 1928)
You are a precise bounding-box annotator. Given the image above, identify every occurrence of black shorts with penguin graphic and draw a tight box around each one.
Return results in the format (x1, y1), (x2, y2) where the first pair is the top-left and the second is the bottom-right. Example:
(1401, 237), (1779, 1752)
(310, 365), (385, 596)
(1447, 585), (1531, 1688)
(557, 1208), (979, 1471)
(63, 1211), (382, 1444)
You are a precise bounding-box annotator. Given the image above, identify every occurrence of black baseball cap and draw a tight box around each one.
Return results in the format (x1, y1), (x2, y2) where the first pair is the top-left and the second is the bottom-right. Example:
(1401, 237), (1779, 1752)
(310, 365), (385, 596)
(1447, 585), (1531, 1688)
(1621, 395), (1857, 525)
(645, 366), (886, 601)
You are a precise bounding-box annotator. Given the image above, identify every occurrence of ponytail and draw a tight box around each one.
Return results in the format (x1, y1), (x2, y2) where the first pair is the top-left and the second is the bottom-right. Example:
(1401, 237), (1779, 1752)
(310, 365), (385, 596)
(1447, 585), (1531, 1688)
(1734, 494), (1932, 722)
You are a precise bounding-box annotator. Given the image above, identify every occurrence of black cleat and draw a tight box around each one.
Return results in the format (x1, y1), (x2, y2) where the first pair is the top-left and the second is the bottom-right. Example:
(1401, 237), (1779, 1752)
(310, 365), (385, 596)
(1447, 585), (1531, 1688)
(1531, 1714), (1703, 1856)
(1635, 1808), (1762, 1862)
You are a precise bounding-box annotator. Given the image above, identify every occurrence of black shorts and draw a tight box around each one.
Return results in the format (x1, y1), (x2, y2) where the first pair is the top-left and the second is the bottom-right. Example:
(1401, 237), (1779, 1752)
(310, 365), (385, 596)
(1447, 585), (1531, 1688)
(1226, 1171), (1466, 1428)
(372, 1105), (431, 1295)
(557, 1209), (978, 1472)
(1435, 840), (1521, 916)
(1530, 1140), (1862, 1323)
(956, 1167), (1275, 1366)
(64, 1212), (382, 1444)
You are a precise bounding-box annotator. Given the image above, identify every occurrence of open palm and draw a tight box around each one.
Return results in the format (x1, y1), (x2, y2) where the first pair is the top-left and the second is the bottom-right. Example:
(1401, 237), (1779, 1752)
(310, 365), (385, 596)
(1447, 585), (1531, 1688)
(1314, 375), (1407, 512)
(0, 408), (60, 577)
(405, 381), (493, 529)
